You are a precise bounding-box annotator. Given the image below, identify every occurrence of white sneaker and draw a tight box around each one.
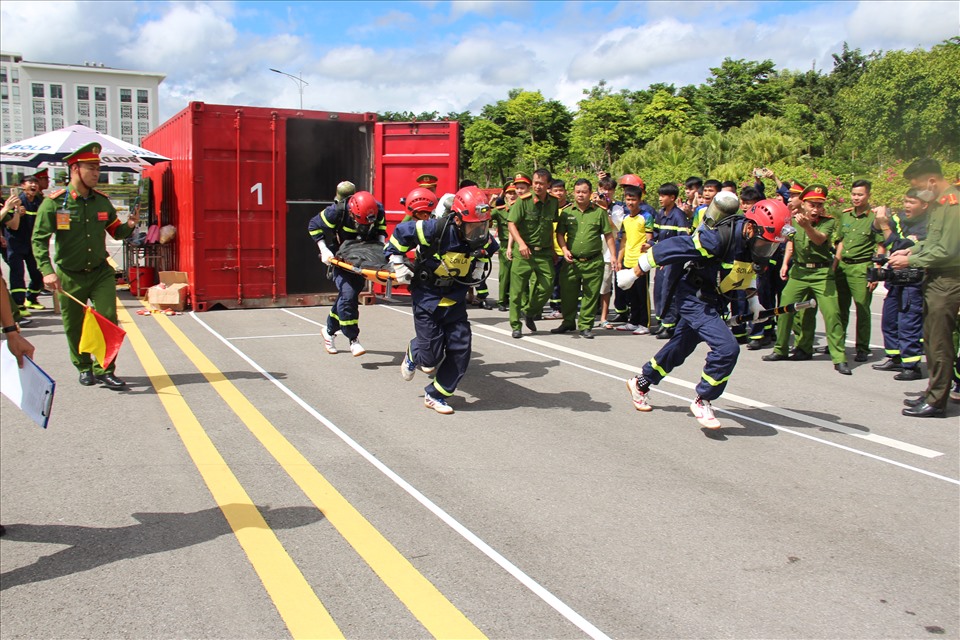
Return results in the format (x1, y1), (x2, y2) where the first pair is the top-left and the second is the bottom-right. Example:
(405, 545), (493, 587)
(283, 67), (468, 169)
(633, 326), (650, 335)
(424, 394), (454, 414)
(690, 397), (722, 429)
(626, 377), (652, 412)
(349, 340), (366, 357)
(616, 323), (639, 332)
(401, 352), (416, 381)
(320, 327), (338, 354)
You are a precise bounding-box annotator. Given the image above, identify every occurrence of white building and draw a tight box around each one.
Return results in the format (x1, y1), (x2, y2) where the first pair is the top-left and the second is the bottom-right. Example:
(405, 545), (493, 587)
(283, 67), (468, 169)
(0, 51), (165, 183)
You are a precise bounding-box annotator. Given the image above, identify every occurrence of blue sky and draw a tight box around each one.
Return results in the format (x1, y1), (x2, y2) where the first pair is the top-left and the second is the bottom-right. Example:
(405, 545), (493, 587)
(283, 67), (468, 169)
(1, 1), (955, 122)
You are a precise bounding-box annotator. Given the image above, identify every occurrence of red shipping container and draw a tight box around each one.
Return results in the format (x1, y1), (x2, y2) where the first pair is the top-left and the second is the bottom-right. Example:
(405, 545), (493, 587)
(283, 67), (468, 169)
(142, 102), (458, 310)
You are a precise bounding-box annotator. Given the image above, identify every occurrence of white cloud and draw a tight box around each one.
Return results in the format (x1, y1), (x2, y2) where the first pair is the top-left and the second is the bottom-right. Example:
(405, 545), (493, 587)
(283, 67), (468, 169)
(846, 0), (957, 50)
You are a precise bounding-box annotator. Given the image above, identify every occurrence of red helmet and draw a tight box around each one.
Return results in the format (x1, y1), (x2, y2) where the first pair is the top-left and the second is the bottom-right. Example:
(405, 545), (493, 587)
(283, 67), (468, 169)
(746, 198), (791, 242)
(451, 186), (491, 222)
(405, 187), (438, 216)
(619, 174), (645, 190)
(348, 191), (378, 225)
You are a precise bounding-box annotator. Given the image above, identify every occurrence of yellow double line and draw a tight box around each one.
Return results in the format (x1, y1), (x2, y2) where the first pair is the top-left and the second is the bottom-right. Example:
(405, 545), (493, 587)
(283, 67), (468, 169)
(118, 302), (485, 639)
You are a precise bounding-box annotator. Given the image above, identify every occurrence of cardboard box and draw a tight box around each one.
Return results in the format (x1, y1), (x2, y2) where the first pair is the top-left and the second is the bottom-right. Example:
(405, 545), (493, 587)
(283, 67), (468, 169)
(147, 271), (190, 311)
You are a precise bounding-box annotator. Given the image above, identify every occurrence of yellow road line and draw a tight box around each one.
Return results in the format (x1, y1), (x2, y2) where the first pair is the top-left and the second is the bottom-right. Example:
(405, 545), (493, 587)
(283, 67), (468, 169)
(117, 303), (343, 640)
(143, 305), (486, 639)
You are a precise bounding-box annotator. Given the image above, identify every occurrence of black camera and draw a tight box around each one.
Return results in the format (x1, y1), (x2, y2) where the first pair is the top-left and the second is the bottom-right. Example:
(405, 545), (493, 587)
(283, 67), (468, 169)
(866, 255), (924, 286)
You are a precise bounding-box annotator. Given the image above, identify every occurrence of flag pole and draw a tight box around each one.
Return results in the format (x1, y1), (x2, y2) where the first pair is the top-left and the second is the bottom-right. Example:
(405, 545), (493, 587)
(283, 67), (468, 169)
(58, 289), (88, 309)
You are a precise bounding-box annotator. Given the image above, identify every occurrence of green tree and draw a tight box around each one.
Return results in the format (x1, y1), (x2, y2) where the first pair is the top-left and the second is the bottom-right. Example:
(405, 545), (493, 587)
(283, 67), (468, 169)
(632, 90), (695, 146)
(463, 118), (517, 187)
(503, 89), (572, 171)
(702, 58), (782, 130)
(838, 38), (960, 162)
(569, 81), (631, 170)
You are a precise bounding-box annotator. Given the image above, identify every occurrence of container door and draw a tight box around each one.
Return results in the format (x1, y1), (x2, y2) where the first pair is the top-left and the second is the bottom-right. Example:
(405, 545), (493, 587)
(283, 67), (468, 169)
(373, 121), (460, 233)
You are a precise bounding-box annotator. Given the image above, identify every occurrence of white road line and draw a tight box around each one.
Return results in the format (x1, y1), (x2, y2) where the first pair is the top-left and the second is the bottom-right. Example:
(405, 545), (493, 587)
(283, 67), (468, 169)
(230, 333), (318, 340)
(190, 311), (612, 640)
(458, 321), (943, 459)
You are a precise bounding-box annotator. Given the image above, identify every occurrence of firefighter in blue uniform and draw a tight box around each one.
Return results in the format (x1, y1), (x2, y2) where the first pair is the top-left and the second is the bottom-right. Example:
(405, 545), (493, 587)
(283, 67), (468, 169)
(871, 189), (928, 379)
(308, 189), (386, 358)
(619, 199), (792, 429)
(6, 175), (46, 312)
(386, 186), (499, 415)
(651, 183), (691, 338)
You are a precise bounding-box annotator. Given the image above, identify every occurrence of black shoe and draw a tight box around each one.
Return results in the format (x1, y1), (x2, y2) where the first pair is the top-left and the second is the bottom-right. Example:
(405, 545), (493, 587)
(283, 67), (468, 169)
(17, 318), (33, 328)
(835, 362), (852, 375)
(580, 329), (594, 339)
(854, 351), (870, 363)
(762, 352), (788, 362)
(903, 396), (925, 408)
(524, 315), (537, 333)
(902, 402), (945, 418)
(511, 329), (522, 339)
(872, 359), (903, 371)
(894, 368), (922, 381)
(788, 349), (812, 361)
(478, 298), (493, 310)
(655, 329), (673, 340)
(746, 337), (771, 351)
(497, 303), (508, 312)
(735, 336), (749, 345)
(98, 373), (127, 389)
(815, 345), (830, 355)
(79, 370), (98, 386)
(649, 324), (663, 335)
(610, 313), (629, 324)
(550, 325), (574, 334)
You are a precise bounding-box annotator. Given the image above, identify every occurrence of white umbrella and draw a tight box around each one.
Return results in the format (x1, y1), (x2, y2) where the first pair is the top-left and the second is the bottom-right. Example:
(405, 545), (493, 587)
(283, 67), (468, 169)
(0, 123), (169, 172)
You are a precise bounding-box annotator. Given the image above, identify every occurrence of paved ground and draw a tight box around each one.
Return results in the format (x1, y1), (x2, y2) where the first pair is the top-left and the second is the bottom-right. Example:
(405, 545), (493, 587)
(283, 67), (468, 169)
(1, 271), (957, 639)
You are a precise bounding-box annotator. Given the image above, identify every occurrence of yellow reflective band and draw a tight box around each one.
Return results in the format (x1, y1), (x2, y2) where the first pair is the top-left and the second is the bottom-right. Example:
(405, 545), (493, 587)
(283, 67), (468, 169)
(416, 220), (429, 246)
(901, 355), (922, 363)
(309, 228), (323, 237)
(701, 370), (730, 387)
(438, 297), (456, 307)
(650, 357), (668, 378)
(339, 318), (359, 326)
(692, 232), (713, 258)
(433, 379), (454, 396)
(389, 236), (410, 252)
(320, 211), (334, 228)
(885, 349), (901, 356)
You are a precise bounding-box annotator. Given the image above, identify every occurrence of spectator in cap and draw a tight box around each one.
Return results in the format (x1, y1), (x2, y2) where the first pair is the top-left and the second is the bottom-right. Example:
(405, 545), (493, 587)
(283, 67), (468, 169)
(5, 175), (46, 314)
(416, 174), (439, 192)
(763, 184), (851, 375)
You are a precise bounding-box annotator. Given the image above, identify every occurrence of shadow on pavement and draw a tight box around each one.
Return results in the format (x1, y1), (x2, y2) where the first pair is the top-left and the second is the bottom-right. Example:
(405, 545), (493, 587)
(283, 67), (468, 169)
(0, 504), (322, 590)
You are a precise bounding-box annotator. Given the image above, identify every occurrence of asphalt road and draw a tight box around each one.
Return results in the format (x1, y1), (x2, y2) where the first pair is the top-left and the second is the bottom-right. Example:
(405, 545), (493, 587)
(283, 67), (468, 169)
(1, 275), (957, 639)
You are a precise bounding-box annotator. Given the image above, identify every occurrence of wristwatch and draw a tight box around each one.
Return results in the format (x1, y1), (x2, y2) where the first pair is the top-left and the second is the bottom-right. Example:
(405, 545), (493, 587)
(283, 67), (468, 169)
(2, 324), (19, 333)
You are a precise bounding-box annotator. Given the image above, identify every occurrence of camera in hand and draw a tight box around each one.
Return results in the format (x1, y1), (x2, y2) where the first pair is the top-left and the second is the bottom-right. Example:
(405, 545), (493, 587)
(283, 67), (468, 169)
(866, 254), (924, 285)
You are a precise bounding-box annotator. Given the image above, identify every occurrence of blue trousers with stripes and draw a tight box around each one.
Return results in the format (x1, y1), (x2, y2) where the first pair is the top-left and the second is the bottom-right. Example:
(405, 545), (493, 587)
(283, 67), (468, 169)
(880, 283), (923, 369)
(328, 270), (365, 341)
(641, 287), (739, 401)
(409, 300), (471, 400)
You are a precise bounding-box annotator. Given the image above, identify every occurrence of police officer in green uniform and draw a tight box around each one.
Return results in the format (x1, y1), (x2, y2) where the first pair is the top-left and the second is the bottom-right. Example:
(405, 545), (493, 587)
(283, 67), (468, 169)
(507, 170), (559, 338)
(492, 180), (517, 312)
(763, 184), (851, 375)
(551, 178), (619, 339)
(33, 142), (137, 388)
(834, 179), (885, 362)
(889, 159), (960, 417)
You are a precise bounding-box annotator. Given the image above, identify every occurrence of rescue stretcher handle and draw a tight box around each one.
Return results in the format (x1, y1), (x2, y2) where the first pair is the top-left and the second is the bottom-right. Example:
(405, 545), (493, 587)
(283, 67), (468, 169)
(726, 299), (817, 326)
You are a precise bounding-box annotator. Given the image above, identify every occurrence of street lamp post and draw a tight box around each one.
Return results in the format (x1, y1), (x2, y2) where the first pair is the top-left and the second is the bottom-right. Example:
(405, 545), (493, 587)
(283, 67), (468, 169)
(269, 68), (308, 110)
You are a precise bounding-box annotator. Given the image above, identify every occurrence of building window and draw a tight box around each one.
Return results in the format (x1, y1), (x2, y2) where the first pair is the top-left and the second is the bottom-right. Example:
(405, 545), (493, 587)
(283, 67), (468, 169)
(138, 105), (149, 119)
(137, 121), (150, 135)
(32, 99), (45, 114)
(50, 84), (63, 99)
(137, 89), (149, 104)
(78, 117), (90, 127)
(32, 83), (44, 98)
(0, 67), (6, 83)
(120, 88), (132, 103)
(121, 121), (133, 136)
(122, 135), (134, 144)
(77, 85), (89, 100)
(78, 102), (90, 117)
(12, 86), (19, 99)
(1, 85), (7, 100)
(33, 116), (47, 133)
(121, 104), (132, 119)
(51, 101), (63, 116)
(95, 119), (107, 133)
(95, 103), (106, 118)
(94, 86), (106, 102)
(11, 68), (18, 84)
(52, 116), (64, 129)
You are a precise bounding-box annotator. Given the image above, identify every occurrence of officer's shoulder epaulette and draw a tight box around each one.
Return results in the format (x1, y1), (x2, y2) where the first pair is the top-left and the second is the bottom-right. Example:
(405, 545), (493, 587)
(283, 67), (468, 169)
(820, 213), (835, 219)
(91, 188), (111, 198)
(939, 193), (958, 206)
(48, 188), (66, 198)
(518, 192), (533, 200)
(559, 202), (573, 212)
(842, 207), (854, 213)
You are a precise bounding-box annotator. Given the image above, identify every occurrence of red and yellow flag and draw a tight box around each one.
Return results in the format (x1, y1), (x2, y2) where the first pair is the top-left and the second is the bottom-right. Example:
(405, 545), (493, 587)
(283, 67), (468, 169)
(78, 307), (126, 368)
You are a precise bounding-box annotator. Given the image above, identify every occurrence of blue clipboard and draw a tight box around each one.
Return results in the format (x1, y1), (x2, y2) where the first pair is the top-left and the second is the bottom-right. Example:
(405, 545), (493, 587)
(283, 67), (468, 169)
(0, 345), (56, 428)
